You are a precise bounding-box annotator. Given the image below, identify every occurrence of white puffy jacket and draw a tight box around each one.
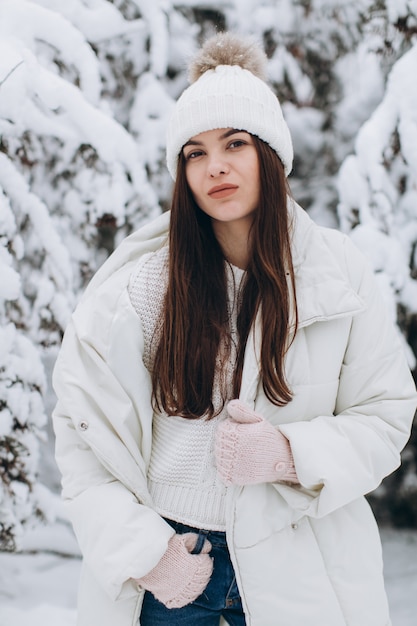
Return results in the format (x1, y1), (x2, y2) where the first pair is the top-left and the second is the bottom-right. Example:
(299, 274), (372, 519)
(52, 203), (417, 626)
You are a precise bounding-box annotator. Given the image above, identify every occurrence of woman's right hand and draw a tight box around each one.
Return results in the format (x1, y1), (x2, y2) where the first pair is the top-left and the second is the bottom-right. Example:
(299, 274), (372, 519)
(134, 532), (213, 608)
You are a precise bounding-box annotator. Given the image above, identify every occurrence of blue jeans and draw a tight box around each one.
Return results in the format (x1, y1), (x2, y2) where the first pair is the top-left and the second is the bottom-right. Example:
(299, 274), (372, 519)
(140, 519), (247, 626)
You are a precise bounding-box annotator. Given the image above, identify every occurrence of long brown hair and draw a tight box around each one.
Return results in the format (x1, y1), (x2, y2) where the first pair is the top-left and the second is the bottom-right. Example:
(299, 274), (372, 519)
(152, 135), (298, 419)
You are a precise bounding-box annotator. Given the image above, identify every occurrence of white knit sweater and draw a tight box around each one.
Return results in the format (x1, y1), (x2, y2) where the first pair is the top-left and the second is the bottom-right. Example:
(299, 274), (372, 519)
(128, 245), (245, 531)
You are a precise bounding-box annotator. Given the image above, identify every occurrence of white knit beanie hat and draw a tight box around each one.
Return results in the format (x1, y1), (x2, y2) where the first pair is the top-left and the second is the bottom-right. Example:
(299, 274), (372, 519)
(166, 32), (293, 179)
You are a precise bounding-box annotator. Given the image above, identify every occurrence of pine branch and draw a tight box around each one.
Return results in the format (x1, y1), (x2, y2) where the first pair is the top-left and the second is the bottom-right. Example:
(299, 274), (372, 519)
(0, 61), (24, 90)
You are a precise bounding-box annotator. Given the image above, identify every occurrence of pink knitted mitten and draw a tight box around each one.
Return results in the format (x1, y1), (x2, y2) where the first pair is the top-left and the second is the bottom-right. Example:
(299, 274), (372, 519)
(135, 532), (213, 609)
(215, 399), (298, 486)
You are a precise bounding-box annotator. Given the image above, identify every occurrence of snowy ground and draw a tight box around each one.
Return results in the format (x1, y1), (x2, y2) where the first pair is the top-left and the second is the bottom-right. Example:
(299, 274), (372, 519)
(0, 521), (416, 626)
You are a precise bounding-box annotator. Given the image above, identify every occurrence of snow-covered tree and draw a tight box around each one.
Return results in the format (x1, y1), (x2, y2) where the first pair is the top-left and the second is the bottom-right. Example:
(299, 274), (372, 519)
(1, 0), (417, 545)
(0, 178), (52, 550)
(0, 0), (161, 548)
(337, 39), (417, 526)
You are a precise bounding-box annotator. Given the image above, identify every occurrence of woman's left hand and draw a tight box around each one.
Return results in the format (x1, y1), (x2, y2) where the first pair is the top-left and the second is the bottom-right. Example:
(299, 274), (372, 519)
(214, 399), (299, 486)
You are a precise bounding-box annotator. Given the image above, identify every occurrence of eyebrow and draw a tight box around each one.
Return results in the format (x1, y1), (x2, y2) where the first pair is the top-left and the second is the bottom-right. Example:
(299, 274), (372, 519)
(182, 128), (246, 148)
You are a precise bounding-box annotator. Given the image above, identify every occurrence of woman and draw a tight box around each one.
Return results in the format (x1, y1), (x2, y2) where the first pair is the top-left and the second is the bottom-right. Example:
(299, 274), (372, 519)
(52, 33), (416, 626)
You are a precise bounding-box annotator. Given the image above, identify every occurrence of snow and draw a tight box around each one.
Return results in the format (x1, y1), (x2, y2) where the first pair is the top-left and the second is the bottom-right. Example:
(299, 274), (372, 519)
(0, 0), (102, 105)
(0, 521), (80, 626)
(0, 153), (73, 293)
(130, 72), (175, 172)
(353, 44), (417, 192)
(28, 0), (145, 44)
(0, 520), (416, 626)
(1, 2), (417, 622)
(0, 265), (20, 301)
(334, 44), (385, 143)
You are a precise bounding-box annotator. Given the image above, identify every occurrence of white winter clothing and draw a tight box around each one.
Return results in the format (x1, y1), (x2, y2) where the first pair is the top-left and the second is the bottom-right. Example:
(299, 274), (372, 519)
(52, 202), (417, 626)
(128, 249), (244, 531)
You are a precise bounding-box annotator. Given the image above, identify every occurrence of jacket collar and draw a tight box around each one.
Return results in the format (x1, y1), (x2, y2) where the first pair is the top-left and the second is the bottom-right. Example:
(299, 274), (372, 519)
(239, 201), (365, 404)
(86, 203), (364, 331)
(288, 199), (365, 329)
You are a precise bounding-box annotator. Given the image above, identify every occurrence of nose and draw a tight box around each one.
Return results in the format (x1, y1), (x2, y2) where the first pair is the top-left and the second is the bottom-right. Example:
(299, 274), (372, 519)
(207, 154), (229, 178)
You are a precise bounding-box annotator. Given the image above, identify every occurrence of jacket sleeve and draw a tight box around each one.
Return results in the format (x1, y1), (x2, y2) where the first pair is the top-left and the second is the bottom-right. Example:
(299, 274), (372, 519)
(278, 236), (417, 518)
(52, 269), (174, 602)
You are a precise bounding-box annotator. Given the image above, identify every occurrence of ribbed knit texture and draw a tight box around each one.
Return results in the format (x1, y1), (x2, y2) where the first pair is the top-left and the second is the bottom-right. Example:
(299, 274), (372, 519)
(215, 399), (299, 486)
(135, 532), (213, 608)
(166, 64), (294, 179)
(128, 246), (245, 530)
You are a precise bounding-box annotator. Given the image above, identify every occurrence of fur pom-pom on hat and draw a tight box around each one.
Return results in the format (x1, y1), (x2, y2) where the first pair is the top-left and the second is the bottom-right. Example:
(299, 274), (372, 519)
(188, 32), (268, 83)
(166, 32), (294, 179)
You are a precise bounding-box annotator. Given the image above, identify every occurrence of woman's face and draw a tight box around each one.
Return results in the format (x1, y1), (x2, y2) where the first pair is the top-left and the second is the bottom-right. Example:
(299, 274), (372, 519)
(183, 128), (260, 231)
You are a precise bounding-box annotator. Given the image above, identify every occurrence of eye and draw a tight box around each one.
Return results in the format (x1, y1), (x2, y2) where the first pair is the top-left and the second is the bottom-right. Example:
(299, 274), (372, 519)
(228, 139), (247, 150)
(184, 149), (204, 161)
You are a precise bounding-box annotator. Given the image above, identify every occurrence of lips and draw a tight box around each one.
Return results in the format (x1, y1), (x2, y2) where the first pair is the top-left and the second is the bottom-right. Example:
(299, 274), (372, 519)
(208, 184), (238, 199)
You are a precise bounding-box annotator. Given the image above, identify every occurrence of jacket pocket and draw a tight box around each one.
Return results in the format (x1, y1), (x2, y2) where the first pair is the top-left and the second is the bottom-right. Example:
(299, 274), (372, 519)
(233, 483), (306, 549)
(233, 515), (347, 626)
